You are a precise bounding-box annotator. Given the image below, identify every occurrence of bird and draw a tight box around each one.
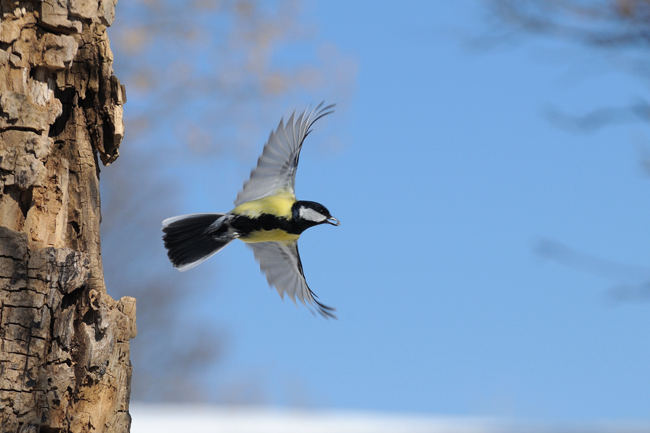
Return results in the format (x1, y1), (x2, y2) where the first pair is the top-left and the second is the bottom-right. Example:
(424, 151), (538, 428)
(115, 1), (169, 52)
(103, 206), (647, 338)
(161, 102), (339, 318)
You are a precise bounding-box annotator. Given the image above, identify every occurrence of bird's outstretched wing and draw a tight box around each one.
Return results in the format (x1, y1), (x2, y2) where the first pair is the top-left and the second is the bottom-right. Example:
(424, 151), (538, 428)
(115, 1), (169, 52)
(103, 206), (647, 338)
(248, 241), (336, 319)
(234, 102), (335, 206)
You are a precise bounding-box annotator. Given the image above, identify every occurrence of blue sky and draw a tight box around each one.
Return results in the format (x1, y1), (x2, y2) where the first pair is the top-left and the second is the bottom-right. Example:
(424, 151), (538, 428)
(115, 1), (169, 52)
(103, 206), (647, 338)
(108, 0), (650, 422)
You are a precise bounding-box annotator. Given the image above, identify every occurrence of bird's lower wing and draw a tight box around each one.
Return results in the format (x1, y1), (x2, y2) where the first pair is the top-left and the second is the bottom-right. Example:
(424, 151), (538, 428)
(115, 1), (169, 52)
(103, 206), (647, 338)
(248, 241), (336, 319)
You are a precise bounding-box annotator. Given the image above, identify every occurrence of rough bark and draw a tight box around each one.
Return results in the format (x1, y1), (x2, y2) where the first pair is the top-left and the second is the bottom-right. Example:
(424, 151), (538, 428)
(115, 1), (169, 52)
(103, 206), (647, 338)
(0, 1), (135, 432)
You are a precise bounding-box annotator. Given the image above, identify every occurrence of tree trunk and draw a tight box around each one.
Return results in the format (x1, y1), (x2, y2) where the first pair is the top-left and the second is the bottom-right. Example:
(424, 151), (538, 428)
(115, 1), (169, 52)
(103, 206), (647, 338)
(0, 2), (135, 432)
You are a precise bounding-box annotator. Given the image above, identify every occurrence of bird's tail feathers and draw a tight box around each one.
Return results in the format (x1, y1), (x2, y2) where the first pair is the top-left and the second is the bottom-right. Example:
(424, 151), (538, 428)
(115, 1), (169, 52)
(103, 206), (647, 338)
(162, 213), (233, 271)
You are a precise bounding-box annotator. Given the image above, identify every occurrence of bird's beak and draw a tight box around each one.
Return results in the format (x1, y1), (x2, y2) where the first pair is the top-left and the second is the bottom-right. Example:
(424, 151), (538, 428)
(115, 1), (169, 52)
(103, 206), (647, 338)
(327, 216), (340, 226)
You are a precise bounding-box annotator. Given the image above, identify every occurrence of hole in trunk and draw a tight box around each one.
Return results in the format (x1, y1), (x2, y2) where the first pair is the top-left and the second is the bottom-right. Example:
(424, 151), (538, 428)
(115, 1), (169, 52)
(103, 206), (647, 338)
(49, 87), (76, 138)
(19, 187), (33, 218)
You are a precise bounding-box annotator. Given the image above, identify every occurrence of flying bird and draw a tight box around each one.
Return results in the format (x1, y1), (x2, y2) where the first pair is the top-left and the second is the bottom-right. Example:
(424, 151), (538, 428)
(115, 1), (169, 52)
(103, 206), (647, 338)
(162, 103), (339, 318)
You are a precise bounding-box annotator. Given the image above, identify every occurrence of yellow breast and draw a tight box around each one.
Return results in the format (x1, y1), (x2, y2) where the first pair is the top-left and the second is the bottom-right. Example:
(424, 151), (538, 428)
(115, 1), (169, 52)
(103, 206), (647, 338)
(231, 192), (296, 219)
(240, 229), (300, 243)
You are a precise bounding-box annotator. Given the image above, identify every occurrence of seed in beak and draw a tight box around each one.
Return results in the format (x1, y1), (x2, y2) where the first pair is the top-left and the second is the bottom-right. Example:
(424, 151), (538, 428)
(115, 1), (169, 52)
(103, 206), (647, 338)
(327, 217), (340, 226)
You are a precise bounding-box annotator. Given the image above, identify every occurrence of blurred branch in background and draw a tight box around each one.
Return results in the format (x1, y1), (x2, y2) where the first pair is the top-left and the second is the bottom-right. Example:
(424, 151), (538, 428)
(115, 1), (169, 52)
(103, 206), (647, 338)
(110, 0), (355, 156)
(484, 0), (650, 302)
(535, 239), (650, 303)
(543, 101), (650, 132)
(487, 0), (650, 46)
(101, 0), (356, 402)
(485, 0), (650, 135)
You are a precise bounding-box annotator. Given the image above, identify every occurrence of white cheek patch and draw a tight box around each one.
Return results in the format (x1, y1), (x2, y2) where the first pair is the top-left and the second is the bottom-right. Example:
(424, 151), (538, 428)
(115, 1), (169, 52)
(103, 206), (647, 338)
(299, 207), (326, 222)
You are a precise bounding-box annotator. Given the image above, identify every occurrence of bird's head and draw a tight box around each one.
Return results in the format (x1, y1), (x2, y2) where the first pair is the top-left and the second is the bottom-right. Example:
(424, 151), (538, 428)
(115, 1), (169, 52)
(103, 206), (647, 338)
(292, 201), (339, 231)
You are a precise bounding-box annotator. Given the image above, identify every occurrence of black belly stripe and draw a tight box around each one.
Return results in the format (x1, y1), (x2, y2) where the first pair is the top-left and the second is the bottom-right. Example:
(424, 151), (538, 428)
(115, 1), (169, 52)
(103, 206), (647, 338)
(230, 214), (300, 237)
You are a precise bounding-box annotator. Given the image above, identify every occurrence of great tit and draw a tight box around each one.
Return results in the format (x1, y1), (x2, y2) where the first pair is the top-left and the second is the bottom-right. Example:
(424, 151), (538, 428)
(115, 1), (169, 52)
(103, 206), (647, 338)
(162, 103), (339, 318)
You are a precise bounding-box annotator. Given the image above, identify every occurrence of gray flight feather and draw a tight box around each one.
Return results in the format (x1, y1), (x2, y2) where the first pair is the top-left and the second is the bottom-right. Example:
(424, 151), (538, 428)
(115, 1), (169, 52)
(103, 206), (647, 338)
(248, 241), (336, 319)
(234, 102), (335, 206)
